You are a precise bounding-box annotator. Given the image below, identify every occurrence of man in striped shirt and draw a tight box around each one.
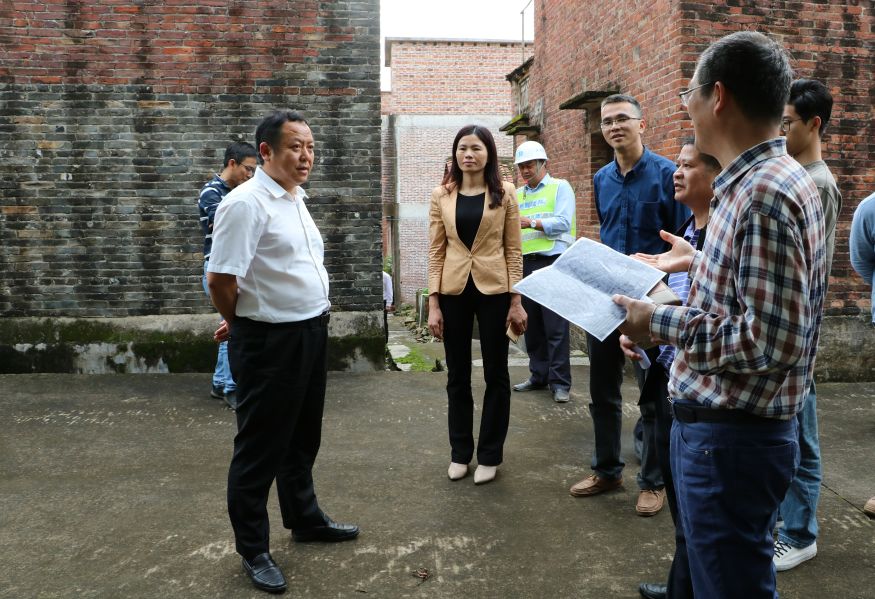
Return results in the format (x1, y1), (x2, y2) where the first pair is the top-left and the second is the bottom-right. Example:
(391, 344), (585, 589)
(624, 140), (720, 599)
(198, 141), (258, 408)
(616, 31), (826, 598)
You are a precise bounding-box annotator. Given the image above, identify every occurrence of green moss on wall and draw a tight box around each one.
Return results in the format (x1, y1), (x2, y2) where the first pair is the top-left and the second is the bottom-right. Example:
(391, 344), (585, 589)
(327, 334), (385, 371)
(0, 317), (385, 373)
(0, 344), (76, 374)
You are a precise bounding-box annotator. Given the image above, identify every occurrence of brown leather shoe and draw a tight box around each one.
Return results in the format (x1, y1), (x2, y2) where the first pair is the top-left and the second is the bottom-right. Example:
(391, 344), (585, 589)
(569, 474), (623, 497)
(864, 496), (875, 518)
(636, 488), (666, 516)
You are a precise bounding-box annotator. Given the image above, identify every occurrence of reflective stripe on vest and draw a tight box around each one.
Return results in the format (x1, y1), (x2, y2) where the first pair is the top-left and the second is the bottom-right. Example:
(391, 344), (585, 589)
(516, 180), (576, 255)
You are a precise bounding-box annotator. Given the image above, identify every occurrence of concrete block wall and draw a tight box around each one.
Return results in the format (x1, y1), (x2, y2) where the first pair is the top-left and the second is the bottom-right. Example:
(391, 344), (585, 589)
(0, 0), (386, 371)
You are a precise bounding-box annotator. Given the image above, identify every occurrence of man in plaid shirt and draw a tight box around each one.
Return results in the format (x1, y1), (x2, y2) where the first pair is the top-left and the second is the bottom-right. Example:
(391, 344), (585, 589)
(616, 31), (826, 598)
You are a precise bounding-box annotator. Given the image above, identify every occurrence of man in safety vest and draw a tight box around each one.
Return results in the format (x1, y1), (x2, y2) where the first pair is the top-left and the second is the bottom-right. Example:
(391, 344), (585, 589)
(511, 141), (576, 403)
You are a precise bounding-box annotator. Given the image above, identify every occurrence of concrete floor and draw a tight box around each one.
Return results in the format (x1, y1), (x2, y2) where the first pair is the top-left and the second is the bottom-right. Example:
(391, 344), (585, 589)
(1, 322), (873, 598)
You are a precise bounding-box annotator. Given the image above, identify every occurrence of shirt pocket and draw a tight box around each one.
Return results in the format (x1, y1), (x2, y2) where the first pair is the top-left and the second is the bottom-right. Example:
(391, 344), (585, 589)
(632, 199), (662, 235)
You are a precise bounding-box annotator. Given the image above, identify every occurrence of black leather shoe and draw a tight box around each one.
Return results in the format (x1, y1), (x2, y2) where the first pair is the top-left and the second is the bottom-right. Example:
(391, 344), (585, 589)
(242, 552), (287, 594)
(639, 582), (668, 599)
(292, 517), (360, 543)
(512, 378), (548, 392)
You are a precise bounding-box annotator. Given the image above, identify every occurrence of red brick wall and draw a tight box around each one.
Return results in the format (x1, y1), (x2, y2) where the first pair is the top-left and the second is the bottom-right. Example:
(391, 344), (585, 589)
(524, 0), (873, 317)
(0, 0), (371, 95)
(679, 0), (874, 315)
(386, 39), (531, 114)
(525, 0), (682, 244)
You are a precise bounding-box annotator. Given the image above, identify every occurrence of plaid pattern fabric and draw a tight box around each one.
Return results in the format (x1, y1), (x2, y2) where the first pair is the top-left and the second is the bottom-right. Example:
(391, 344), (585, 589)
(651, 139), (826, 419)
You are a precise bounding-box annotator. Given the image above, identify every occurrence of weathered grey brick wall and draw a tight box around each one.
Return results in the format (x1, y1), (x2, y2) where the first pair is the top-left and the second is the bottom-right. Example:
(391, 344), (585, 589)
(0, 1), (385, 372)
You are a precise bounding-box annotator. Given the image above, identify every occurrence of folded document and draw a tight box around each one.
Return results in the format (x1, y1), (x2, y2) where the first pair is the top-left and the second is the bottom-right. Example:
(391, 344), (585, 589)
(514, 238), (679, 342)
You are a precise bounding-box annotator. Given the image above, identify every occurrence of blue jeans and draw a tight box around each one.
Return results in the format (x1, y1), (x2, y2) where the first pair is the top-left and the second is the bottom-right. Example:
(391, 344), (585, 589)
(203, 261), (235, 393)
(778, 383), (821, 548)
(671, 410), (798, 599)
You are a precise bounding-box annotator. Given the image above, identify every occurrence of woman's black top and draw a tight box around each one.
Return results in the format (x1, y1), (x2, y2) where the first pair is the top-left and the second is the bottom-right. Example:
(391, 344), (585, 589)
(456, 192), (485, 251)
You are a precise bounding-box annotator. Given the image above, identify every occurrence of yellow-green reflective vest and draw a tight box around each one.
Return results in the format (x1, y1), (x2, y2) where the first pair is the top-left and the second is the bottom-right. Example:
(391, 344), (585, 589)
(517, 180), (576, 255)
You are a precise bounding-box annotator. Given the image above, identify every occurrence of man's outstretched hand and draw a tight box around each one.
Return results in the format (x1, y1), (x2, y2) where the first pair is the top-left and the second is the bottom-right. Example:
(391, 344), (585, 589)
(632, 229), (695, 274)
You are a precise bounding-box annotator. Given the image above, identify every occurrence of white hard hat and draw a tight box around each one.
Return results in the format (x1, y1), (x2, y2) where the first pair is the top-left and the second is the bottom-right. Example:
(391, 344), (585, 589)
(514, 141), (548, 164)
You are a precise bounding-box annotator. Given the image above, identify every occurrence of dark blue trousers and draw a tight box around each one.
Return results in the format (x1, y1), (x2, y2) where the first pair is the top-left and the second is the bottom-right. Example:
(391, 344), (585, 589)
(671, 408), (798, 599)
(521, 254), (571, 391)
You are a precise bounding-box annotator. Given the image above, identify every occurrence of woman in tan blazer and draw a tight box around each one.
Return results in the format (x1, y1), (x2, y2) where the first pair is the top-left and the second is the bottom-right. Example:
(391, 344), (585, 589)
(427, 125), (527, 485)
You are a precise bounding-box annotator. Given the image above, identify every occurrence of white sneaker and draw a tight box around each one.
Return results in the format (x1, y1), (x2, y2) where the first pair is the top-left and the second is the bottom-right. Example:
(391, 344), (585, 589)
(774, 539), (817, 571)
(447, 462), (468, 480)
(473, 465), (497, 485)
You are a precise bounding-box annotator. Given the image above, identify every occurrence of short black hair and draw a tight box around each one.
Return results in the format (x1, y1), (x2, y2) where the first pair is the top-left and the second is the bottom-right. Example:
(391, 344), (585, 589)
(601, 94), (643, 117)
(681, 137), (721, 172)
(696, 31), (792, 124)
(255, 110), (309, 158)
(223, 141), (257, 167)
(788, 78), (833, 137)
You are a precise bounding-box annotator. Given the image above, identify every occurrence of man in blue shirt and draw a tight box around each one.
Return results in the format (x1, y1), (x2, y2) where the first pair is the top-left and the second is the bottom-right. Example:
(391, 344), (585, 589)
(512, 141), (576, 403)
(850, 192), (875, 520)
(569, 94), (689, 518)
(198, 141), (258, 409)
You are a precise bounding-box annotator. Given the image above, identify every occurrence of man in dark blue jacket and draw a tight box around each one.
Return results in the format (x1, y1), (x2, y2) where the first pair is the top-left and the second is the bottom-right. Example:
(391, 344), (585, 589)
(569, 94), (689, 519)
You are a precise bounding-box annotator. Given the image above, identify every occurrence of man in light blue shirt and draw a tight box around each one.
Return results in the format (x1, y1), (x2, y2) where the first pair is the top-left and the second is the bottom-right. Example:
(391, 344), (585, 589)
(850, 191), (875, 520)
(851, 192), (875, 324)
(511, 141), (576, 403)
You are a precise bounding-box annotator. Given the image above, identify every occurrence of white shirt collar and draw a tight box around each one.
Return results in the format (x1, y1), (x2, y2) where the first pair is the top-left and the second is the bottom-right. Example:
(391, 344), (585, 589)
(254, 167), (308, 202)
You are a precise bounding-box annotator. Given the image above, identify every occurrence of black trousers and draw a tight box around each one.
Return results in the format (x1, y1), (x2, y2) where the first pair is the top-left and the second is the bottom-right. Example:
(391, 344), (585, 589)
(439, 278), (511, 466)
(585, 331), (663, 489)
(227, 315), (330, 560)
(521, 254), (571, 391)
(640, 366), (693, 599)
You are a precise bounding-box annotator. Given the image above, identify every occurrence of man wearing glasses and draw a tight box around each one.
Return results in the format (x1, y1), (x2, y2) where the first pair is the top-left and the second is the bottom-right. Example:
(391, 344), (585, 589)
(615, 32), (826, 598)
(198, 141), (258, 409)
(772, 78), (842, 573)
(569, 94), (689, 518)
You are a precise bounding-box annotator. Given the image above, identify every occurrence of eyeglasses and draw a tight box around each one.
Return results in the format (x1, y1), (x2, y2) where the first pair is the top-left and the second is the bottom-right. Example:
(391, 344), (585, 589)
(678, 81), (712, 108)
(779, 118), (803, 134)
(243, 165), (256, 174)
(600, 116), (640, 129)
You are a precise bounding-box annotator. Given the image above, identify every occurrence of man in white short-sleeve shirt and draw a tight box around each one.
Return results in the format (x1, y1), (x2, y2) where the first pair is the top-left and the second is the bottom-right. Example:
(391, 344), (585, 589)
(207, 111), (359, 595)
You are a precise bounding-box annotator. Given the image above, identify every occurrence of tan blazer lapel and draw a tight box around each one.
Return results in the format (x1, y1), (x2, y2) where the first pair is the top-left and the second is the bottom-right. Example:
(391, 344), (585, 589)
(444, 188), (459, 239)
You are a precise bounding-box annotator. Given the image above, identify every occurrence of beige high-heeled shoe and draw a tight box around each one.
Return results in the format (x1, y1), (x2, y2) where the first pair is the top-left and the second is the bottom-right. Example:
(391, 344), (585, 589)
(447, 462), (468, 480)
(473, 465), (497, 485)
